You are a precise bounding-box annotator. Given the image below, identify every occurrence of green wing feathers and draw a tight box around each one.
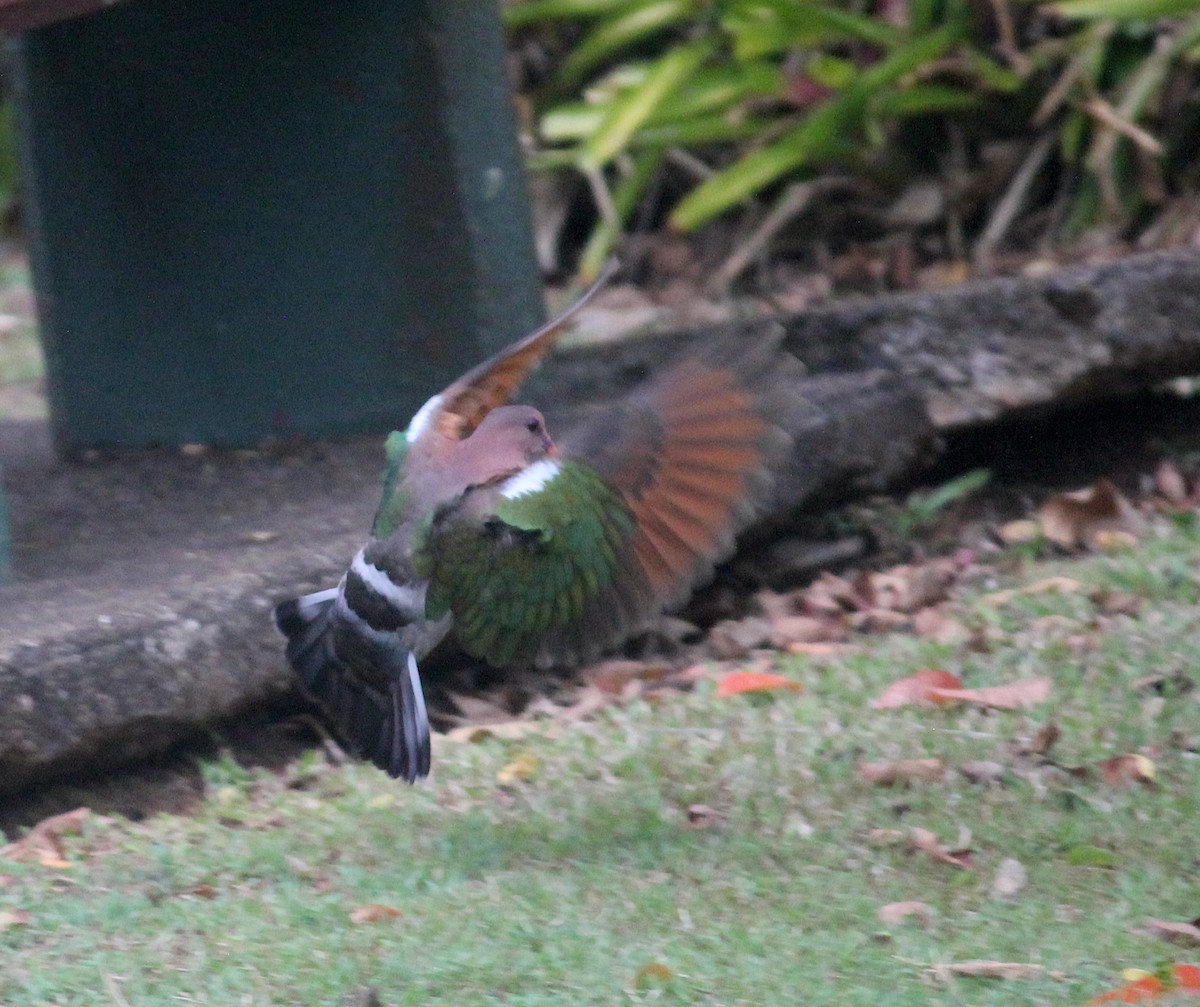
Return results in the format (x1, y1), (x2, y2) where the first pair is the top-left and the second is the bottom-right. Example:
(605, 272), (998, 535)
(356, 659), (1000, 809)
(371, 431), (411, 539)
(424, 463), (634, 667)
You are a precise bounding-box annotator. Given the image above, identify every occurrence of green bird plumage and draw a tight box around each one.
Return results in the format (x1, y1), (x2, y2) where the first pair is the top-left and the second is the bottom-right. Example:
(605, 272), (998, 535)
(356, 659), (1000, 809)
(275, 268), (793, 783)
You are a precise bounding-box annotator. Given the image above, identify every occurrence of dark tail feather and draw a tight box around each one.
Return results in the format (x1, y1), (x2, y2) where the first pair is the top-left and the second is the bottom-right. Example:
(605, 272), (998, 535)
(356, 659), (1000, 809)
(273, 590), (431, 783)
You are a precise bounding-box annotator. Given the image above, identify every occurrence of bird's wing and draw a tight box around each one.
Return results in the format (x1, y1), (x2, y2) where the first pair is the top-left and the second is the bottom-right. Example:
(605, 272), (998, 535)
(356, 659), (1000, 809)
(419, 261), (618, 445)
(421, 339), (791, 668)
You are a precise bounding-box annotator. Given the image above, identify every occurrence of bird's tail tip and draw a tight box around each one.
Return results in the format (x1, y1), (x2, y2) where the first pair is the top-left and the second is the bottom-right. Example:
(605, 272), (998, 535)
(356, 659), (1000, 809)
(273, 587), (339, 640)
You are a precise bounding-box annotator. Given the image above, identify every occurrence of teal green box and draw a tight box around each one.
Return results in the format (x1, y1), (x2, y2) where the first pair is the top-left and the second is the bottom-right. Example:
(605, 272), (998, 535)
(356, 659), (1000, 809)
(11, 0), (543, 451)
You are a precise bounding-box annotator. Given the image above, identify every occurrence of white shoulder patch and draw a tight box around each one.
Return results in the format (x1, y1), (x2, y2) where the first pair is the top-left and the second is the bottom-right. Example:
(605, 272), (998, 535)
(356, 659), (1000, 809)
(500, 459), (562, 500)
(405, 393), (444, 443)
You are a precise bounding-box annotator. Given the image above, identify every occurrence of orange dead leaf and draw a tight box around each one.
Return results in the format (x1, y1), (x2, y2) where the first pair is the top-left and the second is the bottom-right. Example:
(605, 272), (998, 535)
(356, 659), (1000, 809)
(0, 807), (90, 865)
(1092, 965), (1200, 1003)
(871, 669), (962, 709)
(927, 676), (1051, 710)
(909, 827), (973, 869)
(858, 758), (946, 786)
(633, 963), (674, 988)
(715, 671), (802, 697)
(1038, 479), (1140, 550)
(349, 904), (401, 924)
(1022, 721), (1062, 757)
(1098, 754), (1157, 788)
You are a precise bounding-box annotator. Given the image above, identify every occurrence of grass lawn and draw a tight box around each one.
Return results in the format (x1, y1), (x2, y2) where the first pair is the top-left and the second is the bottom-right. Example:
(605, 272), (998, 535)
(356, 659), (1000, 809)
(2, 513), (1199, 1006)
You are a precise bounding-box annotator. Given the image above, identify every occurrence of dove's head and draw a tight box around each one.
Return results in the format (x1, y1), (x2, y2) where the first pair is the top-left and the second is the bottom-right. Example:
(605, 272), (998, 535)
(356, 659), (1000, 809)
(451, 405), (556, 491)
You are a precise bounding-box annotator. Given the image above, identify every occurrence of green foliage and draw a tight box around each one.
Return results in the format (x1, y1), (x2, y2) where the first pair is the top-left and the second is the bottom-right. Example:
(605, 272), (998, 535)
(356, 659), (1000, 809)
(508, 0), (1200, 273)
(896, 467), (992, 537)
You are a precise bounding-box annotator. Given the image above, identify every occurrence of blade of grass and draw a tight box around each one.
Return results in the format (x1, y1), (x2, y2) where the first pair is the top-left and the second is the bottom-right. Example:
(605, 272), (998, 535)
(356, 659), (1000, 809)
(580, 38), (716, 170)
(555, 0), (691, 92)
(504, 0), (643, 29)
(669, 24), (963, 230)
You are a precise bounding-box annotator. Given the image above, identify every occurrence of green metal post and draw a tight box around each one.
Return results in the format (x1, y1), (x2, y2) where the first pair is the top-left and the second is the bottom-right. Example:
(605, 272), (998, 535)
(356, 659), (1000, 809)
(10, 0), (543, 450)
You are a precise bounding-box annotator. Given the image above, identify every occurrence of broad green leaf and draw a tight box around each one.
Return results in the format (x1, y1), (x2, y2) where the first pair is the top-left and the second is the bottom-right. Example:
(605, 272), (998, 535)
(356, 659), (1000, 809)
(555, 0), (691, 91)
(541, 103), (606, 143)
(504, 0), (643, 29)
(580, 39), (715, 169)
(633, 113), (778, 148)
(963, 50), (1027, 91)
(805, 54), (857, 90)
(1049, 0), (1200, 19)
(666, 102), (847, 231)
(874, 83), (982, 116)
(651, 62), (783, 122)
(722, 0), (900, 59)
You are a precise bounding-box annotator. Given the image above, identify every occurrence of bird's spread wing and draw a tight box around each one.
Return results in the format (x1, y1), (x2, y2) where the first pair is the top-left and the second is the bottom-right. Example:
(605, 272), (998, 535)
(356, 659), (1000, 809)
(421, 342), (789, 667)
(423, 261), (618, 444)
(423, 460), (633, 667)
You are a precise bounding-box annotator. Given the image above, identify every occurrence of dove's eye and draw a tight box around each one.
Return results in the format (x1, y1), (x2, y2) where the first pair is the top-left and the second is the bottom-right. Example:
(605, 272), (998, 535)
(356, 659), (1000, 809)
(526, 418), (541, 433)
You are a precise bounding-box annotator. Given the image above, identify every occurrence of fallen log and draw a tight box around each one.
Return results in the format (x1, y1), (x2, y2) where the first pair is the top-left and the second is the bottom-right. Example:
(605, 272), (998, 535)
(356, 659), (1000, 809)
(2, 248), (1198, 794)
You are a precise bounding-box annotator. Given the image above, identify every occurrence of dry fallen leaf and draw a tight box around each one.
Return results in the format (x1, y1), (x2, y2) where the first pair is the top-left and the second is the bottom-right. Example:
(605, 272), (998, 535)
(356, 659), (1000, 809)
(998, 518), (1042, 544)
(715, 670), (802, 697)
(1022, 721), (1062, 757)
(768, 614), (842, 648)
(858, 758), (945, 786)
(685, 804), (726, 829)
(1037, 479), (1140, 550)
(878, 901), (934, 927)
(583, 659), (671, 697)
(633, 963), (674, 989)
(1098, 753), (1157, 788)
(349, 904), (401, 925)
(1092, 964), (1200, 1003)
(982, 576), (1085, 607)
(445, 690), (513, 725)
(0, 807), (90, 865)
(928, 676), (1052, 710)
(909, 827), (973, 869)
(707, 617), (771, 659)
(1155, 459), (1190, 504)
(1139, 919), (1200, 948)
(871, 669), (963, 709)
(935, 961), (1043, 981)
(958, 760), (1007, 785)
(867, 560), (957, 614)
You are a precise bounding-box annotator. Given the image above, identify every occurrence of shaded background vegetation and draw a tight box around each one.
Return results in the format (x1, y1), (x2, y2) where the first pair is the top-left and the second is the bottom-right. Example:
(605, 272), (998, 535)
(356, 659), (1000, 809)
(504, 0), (1200, 286)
